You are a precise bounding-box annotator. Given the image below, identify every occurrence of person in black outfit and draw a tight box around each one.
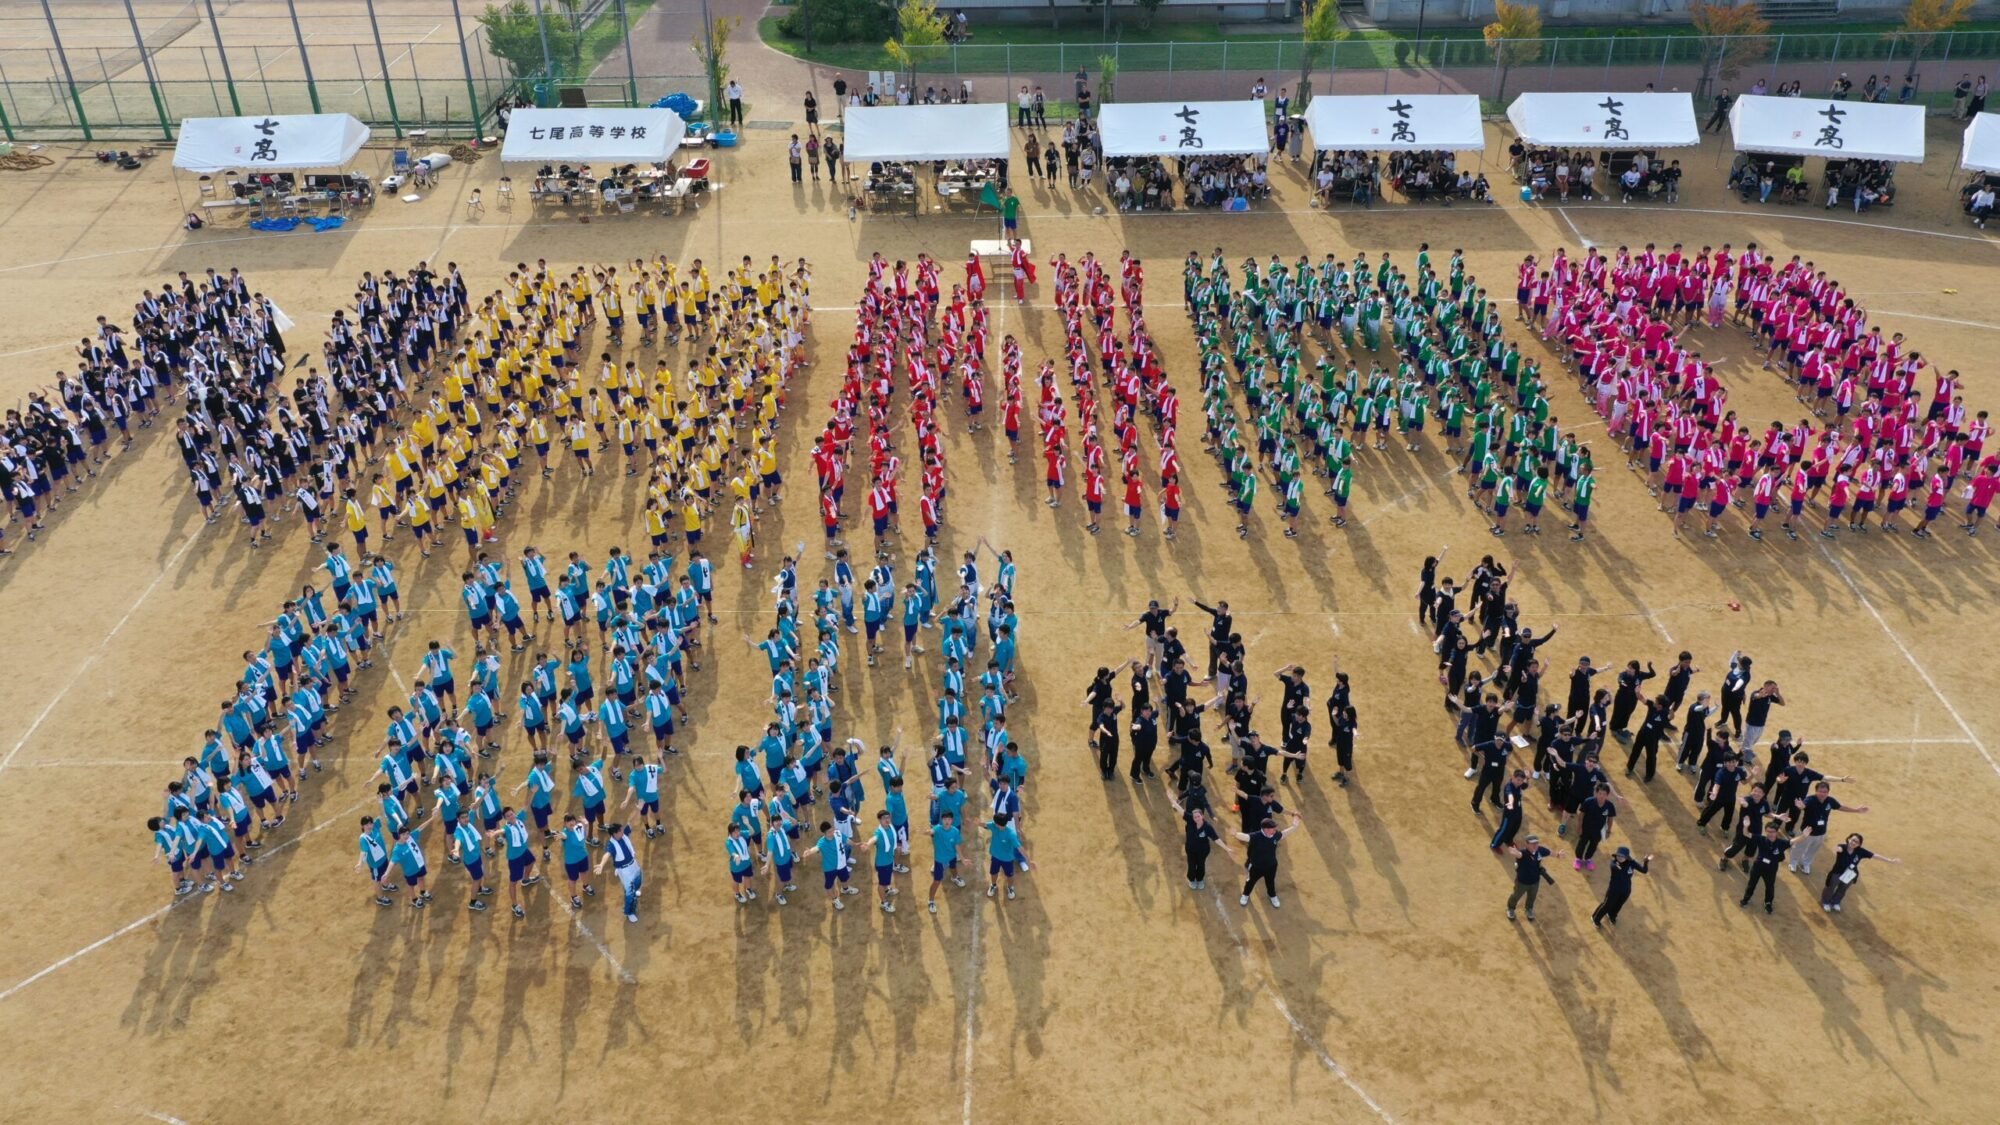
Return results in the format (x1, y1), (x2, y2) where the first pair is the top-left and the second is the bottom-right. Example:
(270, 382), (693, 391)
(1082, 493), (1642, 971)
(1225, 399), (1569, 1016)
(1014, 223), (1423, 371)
(1469, 734), (1512, 810)
(1718, 651), (1751, 730)
(1489, 769), (1527, 850)
(1719, 783), (1771, 871)
(1696, 754), (1748, 832)
(1739, 821), (1794, 913)
(1574, 784), (1618, 868)
(1168, 795), (1234, 889)
(1626, 695), (1672, 781)
(1565, 656), (1598, 719)
(1165, 727), (1210, 791)
(1417, 554), (1444, 628)
(1593, 847), (1652, 928)
(1328, 702), (1358, 787)
(1609, 660), (1655, 737)
(1090, 699), (1123, 779)
(1675, 690), (1714, 773)
(1819, 833), (1899, 913)
(1233, 812), (1304, 908)
(1658, 651), (1699, 719)
(1506, 836), (1559, 921)
(1192, 598), (1233, 677)
(1128, 701), (1158, 781)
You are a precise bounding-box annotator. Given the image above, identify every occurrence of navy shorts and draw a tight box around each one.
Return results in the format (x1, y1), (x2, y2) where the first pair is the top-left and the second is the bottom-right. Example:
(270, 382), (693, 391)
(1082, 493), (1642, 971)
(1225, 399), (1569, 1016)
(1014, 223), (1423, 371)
(509, 854), (533, 882)
(875, 865), (895, 886)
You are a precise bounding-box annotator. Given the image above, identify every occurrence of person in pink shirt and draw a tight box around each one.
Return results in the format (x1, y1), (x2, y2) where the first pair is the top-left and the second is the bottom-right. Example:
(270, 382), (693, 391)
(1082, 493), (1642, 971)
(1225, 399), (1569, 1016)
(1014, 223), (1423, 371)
(1822, 474), (1853, 538)
(1965, 468), (2000, 535)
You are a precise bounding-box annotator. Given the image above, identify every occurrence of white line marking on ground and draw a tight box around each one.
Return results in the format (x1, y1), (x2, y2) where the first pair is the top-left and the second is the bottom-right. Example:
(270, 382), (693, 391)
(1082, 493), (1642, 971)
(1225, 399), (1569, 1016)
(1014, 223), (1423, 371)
(1815, 542), (2000, 778)
(134, 1111), (188, 1125)
(1868, 308), (2000, 332)
(21, 760), (179, 769)
(1554, 207), (1594, 250)
(566, 904), (636, 984)
(1641, 606), (1675, 646)
(0, 794), (372, 1003)
(0, 339), (74, 359)
(0, 531), (203, 776)
(1805, 738), (1972, 746)
(1205, 889), (1393, 1121)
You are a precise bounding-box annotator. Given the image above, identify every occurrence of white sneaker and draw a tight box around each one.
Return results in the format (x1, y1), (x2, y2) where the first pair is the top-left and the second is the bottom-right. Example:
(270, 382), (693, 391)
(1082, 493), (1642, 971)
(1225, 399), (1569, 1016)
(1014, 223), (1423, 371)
(626, 912), (639, 923)
(1464, 768), (1477, 779)
(834, 898), (845, 910)
(1801, 865), (1811, 875)
(1270, 896), (1281, 908)
(883, 901), (895, 913)
(951, 875), (966, 887)
(1239, 894), (1250, 906)
(775, 894), (787, 905)
(929, 900), (938, 913)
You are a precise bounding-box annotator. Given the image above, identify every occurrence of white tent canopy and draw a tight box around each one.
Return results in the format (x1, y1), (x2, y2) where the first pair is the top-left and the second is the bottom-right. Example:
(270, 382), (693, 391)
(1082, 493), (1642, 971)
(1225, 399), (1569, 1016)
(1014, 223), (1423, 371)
(1962, 112), (2000, 173)
(500, 107), (686, 164)
(1728, 95), (1924, 163)
(1505, 92), (1698, 149)
(1303, 94), (1484, 152)
(173, 113), (370, 172)
(1098, 100), (1269, 158)
(842, 103), (1010, 162)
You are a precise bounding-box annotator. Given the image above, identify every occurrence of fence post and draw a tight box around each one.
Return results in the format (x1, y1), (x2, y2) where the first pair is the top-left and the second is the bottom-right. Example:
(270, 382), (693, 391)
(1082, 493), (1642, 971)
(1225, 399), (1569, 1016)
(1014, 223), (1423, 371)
(98, 48), (124, 123)
(1772, 32), (1784, 72)
(449, 0), (484, 129)
(364, 0), (404, 136)
(0, 58), (16, 142)
(1659, 36), (1670, 90)
(38, 0), (89, 139)
(1168, 42), (1174, 101)
(200, 46), (223, 115)
(1222, 41), (1229, 96)
(1831, 32), (1841, 66)
(253, 45), (274, 114)
(118, 0), (175, 140)
(285, 0), (322, 114)
(201, 0), (242, 116)
(615, 0), (637, 106)
(354, 43), (378, 117)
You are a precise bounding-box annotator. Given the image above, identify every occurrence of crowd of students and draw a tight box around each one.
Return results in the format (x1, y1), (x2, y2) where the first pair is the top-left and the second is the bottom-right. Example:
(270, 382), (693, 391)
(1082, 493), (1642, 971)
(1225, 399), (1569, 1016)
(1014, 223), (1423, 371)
(1524, 241), (1999, 540)
(1422, 553), (1898, 924)
(2, 269), (280, 556)
(145, 253), (815, 917)
(1183, 245), (1601, 541)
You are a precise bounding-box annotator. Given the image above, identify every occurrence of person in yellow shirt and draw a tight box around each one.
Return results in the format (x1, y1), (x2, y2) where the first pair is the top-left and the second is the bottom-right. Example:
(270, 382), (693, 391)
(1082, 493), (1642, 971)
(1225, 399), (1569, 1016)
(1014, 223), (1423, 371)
(527, 413), (553, 477)
(568, 416), (594, 476)
(755, 438), (783, 507)
(681, 495), (704, 546)
(370, 473), (398, 541)
(730, 497), (754, 568)
(341, 487), (371, 553)
(404, 491), (434, 558)
(644, 500), (671, 549)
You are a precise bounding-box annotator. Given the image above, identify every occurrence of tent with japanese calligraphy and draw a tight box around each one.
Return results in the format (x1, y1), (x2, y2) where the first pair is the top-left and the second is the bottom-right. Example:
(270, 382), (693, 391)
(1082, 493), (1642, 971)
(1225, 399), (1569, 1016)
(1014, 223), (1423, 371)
(499, 107), (686, 164)
(1728, 95), (1925, 163)
(1504, 92), (1699, 149)
(841, 103), (1010, 162)
(1961, 112), (2000, 173)
(1098, 101), (1270, 159)
(1302, 94), (1484, 152)
(173, 114), (371, 173)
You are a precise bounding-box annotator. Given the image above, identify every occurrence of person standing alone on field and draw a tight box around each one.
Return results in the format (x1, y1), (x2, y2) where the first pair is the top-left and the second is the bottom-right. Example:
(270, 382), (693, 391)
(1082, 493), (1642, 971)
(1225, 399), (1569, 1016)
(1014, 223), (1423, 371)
(1233, 812), (1303, 909)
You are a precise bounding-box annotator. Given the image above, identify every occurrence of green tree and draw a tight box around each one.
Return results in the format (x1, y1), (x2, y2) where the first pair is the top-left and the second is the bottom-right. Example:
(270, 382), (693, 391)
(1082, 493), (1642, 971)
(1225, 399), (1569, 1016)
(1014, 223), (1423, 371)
(1133, 0), (1164, 31)
(1485, 0), (1543, 109)
(1689, 1), (1770, 102)
(478, 0), (579, 80)
(1097, 52), (1120, 104)
(884, 0), (948, 78)
(1898, 0), (1975, 82)
(1295, 0), (1349, 109)
(693, 14), (738, 116)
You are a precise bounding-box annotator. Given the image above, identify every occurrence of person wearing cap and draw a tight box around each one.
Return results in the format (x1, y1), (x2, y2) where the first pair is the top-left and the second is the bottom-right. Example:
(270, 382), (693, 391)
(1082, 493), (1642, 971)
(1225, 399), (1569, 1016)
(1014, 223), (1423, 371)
(1506, 836), (1559, 921)
(1592, 846), (1652, 929)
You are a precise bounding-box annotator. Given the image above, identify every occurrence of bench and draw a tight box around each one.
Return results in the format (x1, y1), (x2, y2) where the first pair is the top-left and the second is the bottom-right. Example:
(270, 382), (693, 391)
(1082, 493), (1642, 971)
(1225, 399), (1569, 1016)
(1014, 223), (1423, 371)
(970, 238), (1028, 259)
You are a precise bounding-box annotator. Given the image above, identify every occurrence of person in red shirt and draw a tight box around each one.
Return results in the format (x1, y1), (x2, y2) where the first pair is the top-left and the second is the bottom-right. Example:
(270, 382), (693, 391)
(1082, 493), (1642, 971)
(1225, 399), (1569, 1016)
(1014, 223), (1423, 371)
(1044, 443), (1065, 508)
(1161, 477), (1182, 540)
(1082, 466), (1105, 534)
(1911, 471), (1948, 538)
(1122, 470), (1144, 537)
(1965, 468), (2000, 535)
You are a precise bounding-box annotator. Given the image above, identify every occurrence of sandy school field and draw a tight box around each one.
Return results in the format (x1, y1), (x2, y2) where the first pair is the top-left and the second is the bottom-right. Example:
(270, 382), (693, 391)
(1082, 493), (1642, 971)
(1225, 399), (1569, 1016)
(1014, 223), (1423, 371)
(0, 117), (1998, 1123)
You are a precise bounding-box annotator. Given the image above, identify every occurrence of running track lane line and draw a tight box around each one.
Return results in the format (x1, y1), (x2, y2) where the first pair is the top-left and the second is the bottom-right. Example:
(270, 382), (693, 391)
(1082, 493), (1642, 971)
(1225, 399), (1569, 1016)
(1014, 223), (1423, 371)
(1815, 541), (2000, 779)
(0, 793), (374, 1003)
(0, 530), (204, 776)
(1205, 888), (1394, 1122)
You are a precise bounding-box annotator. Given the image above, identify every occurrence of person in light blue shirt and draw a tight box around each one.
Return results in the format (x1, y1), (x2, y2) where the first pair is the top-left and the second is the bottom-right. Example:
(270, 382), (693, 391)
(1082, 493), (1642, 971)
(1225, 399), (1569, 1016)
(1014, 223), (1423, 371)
(559, 814), (595, 907)
(565, 650), (595, 707)
(489, 807), (542, 918)
(982, 812), (1030, 900)
(572, 757), (610, 840)
(597, 696), (630, 766)
(885, 779), (912, 870)
(514, 753), (558, 837)
(863, 810), (902, 912)
(813, 820), (854, 908)
(451, 816), (493, 912)
(643, 685), (677, 757)
(764, 818), (797, 904)
(149, 814), (192, 897)
(733, 745), (765, 797)
(355, 814), (394, 906)
(391, 825), (431, 908)
(927, 812), (965, 912)
(726, 823), (757, 904)
(615, 754), (662, 839)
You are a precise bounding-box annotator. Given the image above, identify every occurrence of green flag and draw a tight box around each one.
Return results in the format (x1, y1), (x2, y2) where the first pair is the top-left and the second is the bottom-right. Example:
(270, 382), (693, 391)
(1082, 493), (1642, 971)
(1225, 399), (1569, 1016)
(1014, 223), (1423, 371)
(978, 183), (1002, 211)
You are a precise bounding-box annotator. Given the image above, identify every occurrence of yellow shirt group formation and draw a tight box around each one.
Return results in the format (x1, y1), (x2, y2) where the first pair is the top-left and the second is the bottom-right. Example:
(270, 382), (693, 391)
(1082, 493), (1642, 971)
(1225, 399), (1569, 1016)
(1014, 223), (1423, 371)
(338, 255), (812, 561)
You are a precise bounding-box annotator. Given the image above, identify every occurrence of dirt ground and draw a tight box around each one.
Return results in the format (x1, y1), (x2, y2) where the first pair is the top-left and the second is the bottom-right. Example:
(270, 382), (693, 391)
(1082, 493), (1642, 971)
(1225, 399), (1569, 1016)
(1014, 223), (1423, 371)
(1, 115), (1998, 1124)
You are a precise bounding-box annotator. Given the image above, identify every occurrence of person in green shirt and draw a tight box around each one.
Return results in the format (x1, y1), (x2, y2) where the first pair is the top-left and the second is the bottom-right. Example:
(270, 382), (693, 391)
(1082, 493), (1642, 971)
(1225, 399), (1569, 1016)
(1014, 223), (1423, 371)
(1524, 467), (1551, 536)
(1569, 472), (1597, 542)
